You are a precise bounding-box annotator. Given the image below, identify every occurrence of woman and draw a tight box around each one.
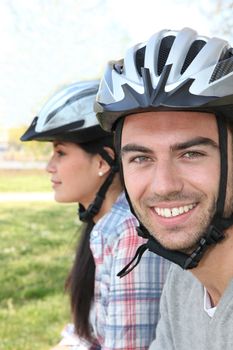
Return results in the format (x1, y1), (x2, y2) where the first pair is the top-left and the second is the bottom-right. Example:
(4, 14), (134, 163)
(21, 80), (170, 349)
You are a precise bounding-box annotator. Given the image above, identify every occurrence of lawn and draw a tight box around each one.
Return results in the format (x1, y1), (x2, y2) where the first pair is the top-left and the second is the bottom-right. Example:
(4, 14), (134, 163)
(0, 169), (51, 192)
(0, 170), (82, 349)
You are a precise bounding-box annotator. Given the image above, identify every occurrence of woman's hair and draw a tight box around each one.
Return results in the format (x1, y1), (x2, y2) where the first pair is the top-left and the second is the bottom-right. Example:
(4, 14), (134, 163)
(65, 134), (114, 341)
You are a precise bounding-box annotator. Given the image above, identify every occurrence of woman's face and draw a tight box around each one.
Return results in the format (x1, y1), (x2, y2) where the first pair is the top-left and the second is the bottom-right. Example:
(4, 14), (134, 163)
(46, 141), (102, 205)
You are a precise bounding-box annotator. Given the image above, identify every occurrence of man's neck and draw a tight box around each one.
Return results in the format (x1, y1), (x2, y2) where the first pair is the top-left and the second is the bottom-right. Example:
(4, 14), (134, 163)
(191, 226), (233, 306)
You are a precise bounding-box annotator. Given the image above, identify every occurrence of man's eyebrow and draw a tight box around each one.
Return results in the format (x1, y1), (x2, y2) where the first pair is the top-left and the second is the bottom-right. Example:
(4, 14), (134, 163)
(171, 137), (219, 151)
(121, 137), (218, 156)
(121, 144), (153, 156)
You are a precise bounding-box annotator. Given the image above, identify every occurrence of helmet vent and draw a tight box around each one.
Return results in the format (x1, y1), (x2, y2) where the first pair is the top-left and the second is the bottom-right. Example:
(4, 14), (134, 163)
(181, 40), (206, 74)
(135, 46), (146, 76)
(113, 63), (123, 74)
(157, 35), (175, 75)
(45, 94), (77, 124)
(209, 56), (233, 83)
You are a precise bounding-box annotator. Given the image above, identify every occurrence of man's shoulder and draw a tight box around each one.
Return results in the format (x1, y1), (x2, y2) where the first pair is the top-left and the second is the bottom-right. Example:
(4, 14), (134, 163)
(166, 264), (201, 290)
(162, 264), (203, 312)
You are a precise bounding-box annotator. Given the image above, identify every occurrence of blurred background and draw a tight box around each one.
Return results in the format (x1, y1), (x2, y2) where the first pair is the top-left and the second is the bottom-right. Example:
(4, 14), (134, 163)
(0, 0), (233, 162)
(0, 0), (233, 349)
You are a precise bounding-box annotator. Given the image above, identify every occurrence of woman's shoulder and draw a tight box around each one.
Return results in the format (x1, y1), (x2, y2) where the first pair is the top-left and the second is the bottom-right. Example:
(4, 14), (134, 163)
(90, 192), (138, 245)
(96, 192), (137, 231)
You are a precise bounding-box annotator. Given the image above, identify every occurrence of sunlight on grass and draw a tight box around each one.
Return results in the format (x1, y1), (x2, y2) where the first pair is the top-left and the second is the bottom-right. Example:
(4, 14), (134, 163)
(0, 294), (70, 350)
(0, 201), (81, 350)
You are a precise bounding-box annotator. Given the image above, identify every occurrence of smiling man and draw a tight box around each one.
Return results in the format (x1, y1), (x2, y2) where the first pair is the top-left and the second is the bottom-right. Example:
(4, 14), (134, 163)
(95, 28), (233, 349)
(121, 111), (224, 253)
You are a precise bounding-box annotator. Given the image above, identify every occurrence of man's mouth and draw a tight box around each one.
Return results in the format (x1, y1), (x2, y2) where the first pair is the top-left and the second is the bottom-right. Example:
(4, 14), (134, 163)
(154, 203), (197, 218)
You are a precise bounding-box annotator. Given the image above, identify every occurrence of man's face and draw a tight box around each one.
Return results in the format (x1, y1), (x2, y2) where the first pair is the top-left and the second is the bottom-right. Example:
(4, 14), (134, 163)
(121, 111), (232, 253)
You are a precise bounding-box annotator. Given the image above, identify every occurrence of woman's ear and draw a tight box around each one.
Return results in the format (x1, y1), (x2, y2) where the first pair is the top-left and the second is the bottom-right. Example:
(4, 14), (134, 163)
(103, 147), (115, 161)
(97, 147), (115, 177)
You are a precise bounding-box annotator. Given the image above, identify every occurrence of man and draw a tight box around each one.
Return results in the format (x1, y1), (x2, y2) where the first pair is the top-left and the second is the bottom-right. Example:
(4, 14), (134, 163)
(94, 27), (233, 349)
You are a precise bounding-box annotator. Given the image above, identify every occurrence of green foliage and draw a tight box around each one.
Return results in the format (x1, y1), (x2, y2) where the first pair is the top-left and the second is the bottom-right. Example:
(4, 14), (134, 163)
(7, 126), (52, 161)
(0, 170), (51, 192)
(0, 201), (81, 350)
(21, 140), (52, 161)
(8, 126), (28, 148)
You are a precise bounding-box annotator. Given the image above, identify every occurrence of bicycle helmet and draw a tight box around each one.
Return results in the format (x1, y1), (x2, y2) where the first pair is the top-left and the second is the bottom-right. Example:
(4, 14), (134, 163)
(21, 80), (118, 223)
(95, 28), (233, 272)
(21, 80), (111, 143)
(95, 27), (233, 131)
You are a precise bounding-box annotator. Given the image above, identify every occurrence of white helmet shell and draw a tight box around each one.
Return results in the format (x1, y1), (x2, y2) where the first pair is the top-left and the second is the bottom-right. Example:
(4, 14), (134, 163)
(95, 27), (233, 131)
(21, 80), (110, 142)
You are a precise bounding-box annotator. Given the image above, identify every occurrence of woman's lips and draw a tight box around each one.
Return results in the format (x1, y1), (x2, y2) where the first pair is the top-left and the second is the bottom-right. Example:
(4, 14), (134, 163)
(51, 179), (61, 188)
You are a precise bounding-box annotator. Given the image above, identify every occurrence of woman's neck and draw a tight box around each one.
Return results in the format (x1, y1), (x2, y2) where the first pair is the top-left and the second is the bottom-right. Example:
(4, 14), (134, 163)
(93, 176), (122, 223)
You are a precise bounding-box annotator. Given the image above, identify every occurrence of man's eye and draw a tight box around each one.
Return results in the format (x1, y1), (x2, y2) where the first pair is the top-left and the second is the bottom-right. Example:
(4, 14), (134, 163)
(182, 151), (204, 159)
(130, 155), (152, 164)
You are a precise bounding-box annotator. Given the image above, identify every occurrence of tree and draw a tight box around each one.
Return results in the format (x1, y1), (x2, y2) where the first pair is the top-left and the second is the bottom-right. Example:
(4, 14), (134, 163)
(7, 126), (51, 160)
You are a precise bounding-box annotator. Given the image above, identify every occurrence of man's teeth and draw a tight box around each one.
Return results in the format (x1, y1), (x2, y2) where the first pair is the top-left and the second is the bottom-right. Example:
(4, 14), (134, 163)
(155, 204), (196, 218)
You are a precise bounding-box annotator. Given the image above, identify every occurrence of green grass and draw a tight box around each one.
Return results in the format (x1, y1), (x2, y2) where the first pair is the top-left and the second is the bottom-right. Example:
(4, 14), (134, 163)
(0, 201), (82, 350)
(0, 169), (51, 192)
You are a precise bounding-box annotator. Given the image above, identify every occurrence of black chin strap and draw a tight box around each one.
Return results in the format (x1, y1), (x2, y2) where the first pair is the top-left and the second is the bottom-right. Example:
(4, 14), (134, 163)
(117, 115), (233, 277)
(78, 149), (118, 223)
(118, 224), (223, 277)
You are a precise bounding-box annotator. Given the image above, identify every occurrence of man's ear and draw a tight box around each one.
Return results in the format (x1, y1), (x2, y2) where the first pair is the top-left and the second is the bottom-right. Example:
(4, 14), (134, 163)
(97, 147), (115, 176)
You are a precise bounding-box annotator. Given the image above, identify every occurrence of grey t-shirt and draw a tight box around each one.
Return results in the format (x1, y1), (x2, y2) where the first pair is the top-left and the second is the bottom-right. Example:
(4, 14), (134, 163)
(149, 264), (233, 350)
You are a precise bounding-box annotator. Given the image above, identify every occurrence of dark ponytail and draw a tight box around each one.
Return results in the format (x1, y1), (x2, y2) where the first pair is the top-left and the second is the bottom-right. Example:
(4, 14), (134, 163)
(66, 222), (95, 341)
(65, 135), (115, 342)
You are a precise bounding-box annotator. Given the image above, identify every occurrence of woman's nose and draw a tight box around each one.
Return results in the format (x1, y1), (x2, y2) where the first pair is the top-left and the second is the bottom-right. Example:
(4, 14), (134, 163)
(46, 156), (56, 173)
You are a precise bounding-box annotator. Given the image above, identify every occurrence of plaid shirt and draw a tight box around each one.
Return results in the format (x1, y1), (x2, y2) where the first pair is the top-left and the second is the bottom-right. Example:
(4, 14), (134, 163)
(58, 192), (170, 350)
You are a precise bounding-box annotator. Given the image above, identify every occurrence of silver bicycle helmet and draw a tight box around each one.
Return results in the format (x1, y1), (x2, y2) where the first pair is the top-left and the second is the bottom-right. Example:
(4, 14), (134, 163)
(95, 27), (233, 132)
(21, 80), (110, 143)
(95, 28), (233, 273)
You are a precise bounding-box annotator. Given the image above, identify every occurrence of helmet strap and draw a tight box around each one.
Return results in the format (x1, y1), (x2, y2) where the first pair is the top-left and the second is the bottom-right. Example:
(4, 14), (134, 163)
(78, 149), (118, 223)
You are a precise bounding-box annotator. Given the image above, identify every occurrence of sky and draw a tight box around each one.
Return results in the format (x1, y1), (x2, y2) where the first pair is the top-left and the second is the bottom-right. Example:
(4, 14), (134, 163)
(0, 0), (232, 129)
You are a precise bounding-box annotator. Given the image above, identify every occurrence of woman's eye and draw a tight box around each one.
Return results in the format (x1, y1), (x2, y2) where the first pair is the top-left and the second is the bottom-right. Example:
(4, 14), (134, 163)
(56, 150), (65, 156)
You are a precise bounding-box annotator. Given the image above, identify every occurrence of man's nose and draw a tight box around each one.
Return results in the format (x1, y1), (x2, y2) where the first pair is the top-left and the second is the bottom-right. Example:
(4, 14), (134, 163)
(150, 158), (183, 197)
